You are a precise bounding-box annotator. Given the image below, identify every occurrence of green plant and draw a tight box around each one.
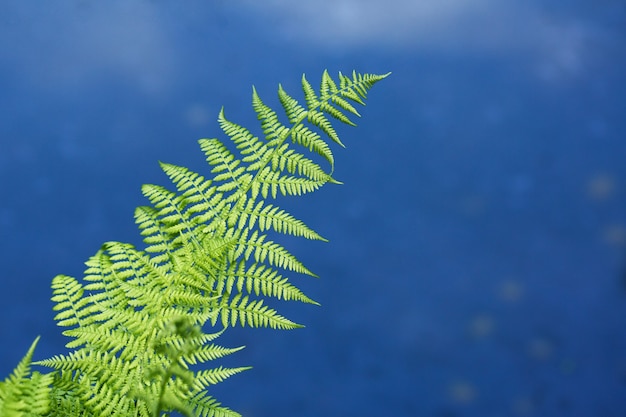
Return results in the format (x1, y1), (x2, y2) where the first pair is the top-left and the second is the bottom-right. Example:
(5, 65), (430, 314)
(0, 70), (388, 417)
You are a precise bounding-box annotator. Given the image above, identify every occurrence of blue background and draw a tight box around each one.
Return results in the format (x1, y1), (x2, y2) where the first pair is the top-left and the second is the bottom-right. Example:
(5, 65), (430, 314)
(1, 1), (626, 416)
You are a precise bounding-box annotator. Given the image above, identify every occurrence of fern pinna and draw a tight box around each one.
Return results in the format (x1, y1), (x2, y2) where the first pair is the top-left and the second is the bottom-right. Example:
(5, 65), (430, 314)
(0, 70), (388, 417)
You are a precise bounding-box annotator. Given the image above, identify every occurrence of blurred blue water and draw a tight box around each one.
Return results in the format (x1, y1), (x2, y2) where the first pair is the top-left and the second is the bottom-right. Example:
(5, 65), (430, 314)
(1, 1), (626, 416)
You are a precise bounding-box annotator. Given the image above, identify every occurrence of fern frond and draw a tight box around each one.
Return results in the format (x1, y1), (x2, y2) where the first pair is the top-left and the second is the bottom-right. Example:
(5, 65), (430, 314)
(289, 123), (335, 170)
(26, 69), (387, 417)
(51, 275), (91, 328)
(159, 162), (227, 227)
(188, 391), (242, 417)
(201, 139), (252, 195)
(277, 84), (307, 124)
(229, 229), (314, 275)
(0, 338), (54, 417)
(135, 205), (178, 264)
(183, 344), (246, 367)
(35, 349), (141, 416)
(193, 366), (252, 391)
(226, 260), (318, 304)
(141, 184), (197, 238)
(217, 293), (302, 329)
(252, 87), (291, 146)
(306, 108), (343, 147)
(237, 199), (325, 240)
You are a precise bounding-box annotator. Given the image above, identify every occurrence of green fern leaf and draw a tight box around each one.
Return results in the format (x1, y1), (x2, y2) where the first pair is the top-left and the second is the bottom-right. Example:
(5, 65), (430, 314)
(187, 391), (242, 417)
(193, 366), (252, 390)
(0, 338), (54, 417)
(19, 69), (387, 417)
(51, 275), (90, 328)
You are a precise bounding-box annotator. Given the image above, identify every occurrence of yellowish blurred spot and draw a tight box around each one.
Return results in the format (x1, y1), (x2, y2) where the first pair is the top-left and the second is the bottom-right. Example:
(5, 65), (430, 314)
(586, 173), (615, 201)
(527, 338), (554, 361)
(602, 224), (626, 247)
(468, 314), (494, 338)
(185, 103), (212, 128)
(497, 279), (525, 303)
(511, 396), (534, 415)
(448, 380), (477, 405)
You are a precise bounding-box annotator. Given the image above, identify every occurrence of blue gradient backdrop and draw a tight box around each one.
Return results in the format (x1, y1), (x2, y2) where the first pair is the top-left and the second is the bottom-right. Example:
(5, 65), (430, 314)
(1, 1), (626, 416)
